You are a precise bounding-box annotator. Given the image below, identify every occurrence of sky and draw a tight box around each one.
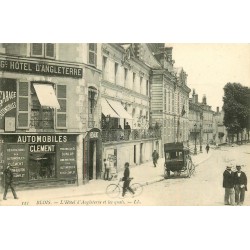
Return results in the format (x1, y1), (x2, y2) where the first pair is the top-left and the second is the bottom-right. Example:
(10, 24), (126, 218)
(168, 44), (250, 111)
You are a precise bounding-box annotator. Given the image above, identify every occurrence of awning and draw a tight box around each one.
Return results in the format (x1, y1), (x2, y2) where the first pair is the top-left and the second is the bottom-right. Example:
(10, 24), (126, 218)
(33, 84), (60, 109)
(101, 98), (119, 118)
(106, 99), (133, 119)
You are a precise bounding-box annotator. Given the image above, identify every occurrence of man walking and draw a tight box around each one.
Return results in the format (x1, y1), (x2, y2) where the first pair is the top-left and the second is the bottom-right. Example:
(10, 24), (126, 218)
(3, 164), (18, 200)
(152, 150), (159, 167)
(122, 162), (134, 197)
(205, 144), (210, 153)
(223, 165), (235, 205)
(234, 165), (247, 205)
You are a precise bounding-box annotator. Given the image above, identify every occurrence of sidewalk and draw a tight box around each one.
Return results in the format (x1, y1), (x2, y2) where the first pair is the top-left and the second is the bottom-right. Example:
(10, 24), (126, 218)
(0, 149), (212, 204)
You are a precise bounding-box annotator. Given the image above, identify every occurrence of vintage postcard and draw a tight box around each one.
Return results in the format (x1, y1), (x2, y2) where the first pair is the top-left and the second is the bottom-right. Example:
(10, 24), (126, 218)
(0, 43), (249, 206)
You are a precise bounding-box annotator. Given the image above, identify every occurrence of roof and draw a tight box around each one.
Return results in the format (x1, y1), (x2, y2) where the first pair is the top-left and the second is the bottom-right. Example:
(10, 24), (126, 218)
(164, 142), (189, 151)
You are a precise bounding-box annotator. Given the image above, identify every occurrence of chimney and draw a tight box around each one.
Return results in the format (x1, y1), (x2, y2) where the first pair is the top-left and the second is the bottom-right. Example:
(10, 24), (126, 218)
(202, 95), (207, 105)
(192, 89), (196, 103)
(217, 107), (219, 113)
(195, 94), (198, 103)
(164, 47), (173, 62)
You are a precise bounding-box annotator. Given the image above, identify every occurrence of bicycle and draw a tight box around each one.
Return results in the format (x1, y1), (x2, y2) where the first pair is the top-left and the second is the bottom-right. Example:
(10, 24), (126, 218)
(106, 178), (143, 198)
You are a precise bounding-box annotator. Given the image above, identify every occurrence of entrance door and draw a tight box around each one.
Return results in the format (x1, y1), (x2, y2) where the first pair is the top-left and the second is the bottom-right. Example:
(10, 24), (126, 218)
(89, 141), (96, 180)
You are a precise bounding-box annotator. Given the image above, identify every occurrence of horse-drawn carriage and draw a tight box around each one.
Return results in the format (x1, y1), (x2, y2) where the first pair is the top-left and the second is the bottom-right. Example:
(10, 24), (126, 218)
(164, 142), (195, 178)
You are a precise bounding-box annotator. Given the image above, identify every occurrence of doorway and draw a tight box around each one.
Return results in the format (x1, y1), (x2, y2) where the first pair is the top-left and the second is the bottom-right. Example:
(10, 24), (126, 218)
(89, 141), (96, 180)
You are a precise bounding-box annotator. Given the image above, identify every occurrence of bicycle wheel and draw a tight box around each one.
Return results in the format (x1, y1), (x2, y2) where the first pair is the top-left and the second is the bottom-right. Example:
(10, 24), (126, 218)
(106, 184), (120, 198)
(130, 183), (143, 197)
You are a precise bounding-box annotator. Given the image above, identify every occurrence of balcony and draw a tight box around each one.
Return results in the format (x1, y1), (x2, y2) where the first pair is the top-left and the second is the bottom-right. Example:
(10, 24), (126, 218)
(101, 128), (161, 143)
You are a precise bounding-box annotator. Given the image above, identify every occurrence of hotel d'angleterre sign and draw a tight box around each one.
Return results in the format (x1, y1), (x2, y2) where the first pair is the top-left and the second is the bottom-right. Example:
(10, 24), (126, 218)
(0, 59), (83, 78)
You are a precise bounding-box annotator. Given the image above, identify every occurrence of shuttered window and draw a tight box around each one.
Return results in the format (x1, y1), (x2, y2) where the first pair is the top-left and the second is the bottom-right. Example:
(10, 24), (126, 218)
(17, 82), (30, 128)
(56, 85), (67, 128)
(31, 43), (56, 59)
(88, 43), (97, 66)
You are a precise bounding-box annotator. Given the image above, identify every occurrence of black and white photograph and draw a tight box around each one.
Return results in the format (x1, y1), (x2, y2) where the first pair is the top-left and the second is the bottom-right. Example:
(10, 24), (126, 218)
(0, 42), (249, 206)
(0, 1), (250, 250)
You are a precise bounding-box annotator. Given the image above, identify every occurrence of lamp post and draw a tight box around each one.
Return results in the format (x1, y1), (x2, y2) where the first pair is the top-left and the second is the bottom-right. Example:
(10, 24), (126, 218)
(194, 123), (197, 155)
(200, 123), (203, 153)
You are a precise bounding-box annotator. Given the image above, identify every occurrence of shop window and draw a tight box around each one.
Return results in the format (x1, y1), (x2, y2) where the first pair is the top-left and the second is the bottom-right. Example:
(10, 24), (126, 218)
(29, 153), (56, 180)
(31, 43), (56, 59)
(30, 84), (54, 129)
(88, 43), (97, 66)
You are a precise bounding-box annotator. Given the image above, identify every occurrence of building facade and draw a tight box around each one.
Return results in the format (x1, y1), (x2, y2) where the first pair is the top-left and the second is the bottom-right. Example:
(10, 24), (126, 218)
(188, 90), (214, 153)
(0, 43), (102, 189)
(149, 45), (190, 152)
(101, 43), (161, 173)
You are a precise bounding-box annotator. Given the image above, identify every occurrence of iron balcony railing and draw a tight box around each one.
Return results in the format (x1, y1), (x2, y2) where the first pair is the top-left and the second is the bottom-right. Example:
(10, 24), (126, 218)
(30, 119), (54, 129)
(101, 128), (161, 143)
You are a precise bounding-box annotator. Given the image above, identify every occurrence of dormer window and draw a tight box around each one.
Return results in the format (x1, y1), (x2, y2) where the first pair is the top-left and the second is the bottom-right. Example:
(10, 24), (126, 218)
(31, 43), (56, 59)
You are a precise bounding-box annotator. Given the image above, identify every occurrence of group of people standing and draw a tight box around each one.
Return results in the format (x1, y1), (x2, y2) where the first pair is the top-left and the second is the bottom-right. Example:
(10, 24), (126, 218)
(223, 164), (247, 205)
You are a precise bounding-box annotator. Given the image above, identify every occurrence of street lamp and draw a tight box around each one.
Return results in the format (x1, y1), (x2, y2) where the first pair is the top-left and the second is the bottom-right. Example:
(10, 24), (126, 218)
(194, 124), (197, 155)
(200, 123), (203, 153)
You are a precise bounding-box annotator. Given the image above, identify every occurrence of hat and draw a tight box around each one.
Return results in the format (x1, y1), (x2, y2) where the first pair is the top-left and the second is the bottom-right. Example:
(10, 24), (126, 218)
(226, 166), (232, 170)
(236, 165), (241, 168)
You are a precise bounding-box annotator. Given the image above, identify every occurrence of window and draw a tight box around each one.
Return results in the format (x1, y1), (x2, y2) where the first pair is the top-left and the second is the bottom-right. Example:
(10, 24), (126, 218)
(146, 80), (149, 96)
(88, 43), (97, 66)
(124, 68), (128, 86)
(31, 43), (56, 59)
(30, 83), (54, 129)
(114, 63), (119, 83)
(29, 153), (56, 180)
(88, 87), (97, 115)
(103, 56), (108, 80)
(140, 77), (143, 93)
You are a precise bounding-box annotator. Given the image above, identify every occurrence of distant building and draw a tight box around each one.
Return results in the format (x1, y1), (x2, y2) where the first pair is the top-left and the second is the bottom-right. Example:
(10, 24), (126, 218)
(149, 45), (191, 150)
(189, 90), (214, 152)
(213, 107), (227, 144)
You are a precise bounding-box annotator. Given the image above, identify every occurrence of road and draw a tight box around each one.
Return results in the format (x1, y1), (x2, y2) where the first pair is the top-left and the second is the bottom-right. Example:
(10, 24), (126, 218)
(137, 144), (250, 206)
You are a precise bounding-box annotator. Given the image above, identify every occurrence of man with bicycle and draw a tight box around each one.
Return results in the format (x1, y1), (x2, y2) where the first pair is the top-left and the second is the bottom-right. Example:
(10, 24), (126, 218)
(122, 162), (134, 197)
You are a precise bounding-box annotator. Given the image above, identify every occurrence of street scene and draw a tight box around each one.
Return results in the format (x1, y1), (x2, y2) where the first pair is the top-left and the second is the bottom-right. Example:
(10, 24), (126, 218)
(1, 143), (249, 206)
(0, 43), (249, 206)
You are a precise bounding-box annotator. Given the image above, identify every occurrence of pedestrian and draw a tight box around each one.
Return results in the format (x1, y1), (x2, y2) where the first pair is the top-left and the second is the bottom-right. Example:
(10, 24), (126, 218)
(104, 159), (111, 181)
(223, 165), (235, 205)
(122, 162), (134, 197)
(206, 144), (210, 153)
(234, 165), (247, 205)
(124, 122), (131, 140)
(3, 164), (18, 200)
(152, 150), (159, 167)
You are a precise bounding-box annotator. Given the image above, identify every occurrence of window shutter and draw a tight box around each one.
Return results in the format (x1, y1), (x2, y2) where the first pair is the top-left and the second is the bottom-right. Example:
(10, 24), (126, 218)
(31, 43), (44, 57)
(17, 82), (30, 128)
(56, 85), (67, 128)
(88, 43), (97, 66)
(45, 43), (55, 58)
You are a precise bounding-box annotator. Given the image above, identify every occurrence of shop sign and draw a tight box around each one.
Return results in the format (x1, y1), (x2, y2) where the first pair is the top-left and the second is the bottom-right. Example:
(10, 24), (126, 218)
(0, 79), (17, 130)
(0, 59), (83, 78)
(29, 144), (56, 153)
(17, 135), (68, 143)
(89, 131), (99, 139)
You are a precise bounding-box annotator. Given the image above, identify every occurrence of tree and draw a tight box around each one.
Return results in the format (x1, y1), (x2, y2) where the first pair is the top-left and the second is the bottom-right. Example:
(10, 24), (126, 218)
(223, 83), (249, 143)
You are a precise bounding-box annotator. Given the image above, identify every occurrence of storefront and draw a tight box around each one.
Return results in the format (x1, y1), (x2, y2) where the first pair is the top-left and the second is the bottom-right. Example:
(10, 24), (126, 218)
(0, 134), (78, 187)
